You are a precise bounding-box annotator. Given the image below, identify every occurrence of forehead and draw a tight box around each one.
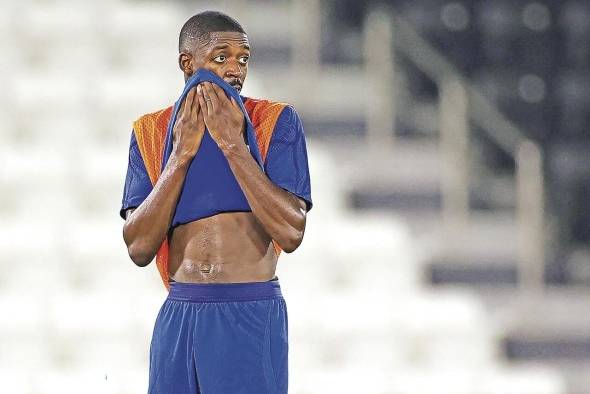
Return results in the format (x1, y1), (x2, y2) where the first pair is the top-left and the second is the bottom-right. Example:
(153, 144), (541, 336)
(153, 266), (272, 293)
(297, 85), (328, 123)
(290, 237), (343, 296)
(199, 32), (250, 51)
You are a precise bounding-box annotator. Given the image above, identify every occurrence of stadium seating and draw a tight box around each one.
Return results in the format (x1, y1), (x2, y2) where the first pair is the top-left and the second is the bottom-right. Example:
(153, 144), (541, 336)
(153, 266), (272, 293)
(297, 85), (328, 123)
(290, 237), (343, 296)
(0, 0), (571, 393)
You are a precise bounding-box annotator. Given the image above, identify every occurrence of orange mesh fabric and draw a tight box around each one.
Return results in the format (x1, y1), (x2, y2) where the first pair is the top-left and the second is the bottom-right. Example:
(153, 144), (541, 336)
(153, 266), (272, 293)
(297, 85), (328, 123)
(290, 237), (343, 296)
(132, 98), (287, 289)
(132, 106), (173, 289)
(244, 98), (288, 255)
(244, 98), (287, 161)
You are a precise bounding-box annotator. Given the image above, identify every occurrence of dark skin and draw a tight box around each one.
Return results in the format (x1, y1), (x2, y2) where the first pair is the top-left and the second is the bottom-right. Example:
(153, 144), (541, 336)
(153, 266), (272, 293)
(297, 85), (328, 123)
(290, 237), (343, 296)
(122, 31), (308, 283)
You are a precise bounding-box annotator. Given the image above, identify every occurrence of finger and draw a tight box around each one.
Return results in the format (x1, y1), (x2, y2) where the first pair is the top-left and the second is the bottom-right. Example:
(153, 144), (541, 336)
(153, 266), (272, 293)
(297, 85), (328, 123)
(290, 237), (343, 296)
(177, 94), (187, 119)
(204, 82), (220, 111)
(198, 83), (213, 114)
(197, 96), (205, 129)
(192, 87), (202, 119)
(197, 85), (210, 119)
(205, 82), (220, 100)
(189, 87), (199, 114)
(184, 87), (196, 115)
(230, 97), (241, 111)
(210, 83), (229, 105)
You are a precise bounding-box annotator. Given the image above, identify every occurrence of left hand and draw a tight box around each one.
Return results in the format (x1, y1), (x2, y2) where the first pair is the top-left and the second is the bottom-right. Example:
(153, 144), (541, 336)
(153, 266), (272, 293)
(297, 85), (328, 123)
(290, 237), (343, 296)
(197, 81), (246, 153)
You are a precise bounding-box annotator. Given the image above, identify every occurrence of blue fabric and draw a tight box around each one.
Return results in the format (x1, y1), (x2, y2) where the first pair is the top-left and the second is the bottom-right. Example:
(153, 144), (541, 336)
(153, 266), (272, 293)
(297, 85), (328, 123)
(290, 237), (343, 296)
(148, 280), (288, 394)
(264, 106), (313, 211)
(120, 132), (152, 219)
(119, 68), (313, 222)
(161, 69), (263, 227)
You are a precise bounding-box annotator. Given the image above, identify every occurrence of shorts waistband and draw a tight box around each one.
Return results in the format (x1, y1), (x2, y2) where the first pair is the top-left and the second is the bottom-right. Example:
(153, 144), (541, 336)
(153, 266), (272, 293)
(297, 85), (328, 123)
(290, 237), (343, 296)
(167, 280), (283, 302)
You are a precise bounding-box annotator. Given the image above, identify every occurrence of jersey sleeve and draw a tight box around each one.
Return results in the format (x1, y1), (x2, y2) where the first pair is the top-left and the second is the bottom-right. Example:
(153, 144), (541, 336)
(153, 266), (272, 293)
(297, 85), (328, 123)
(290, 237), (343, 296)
(264, 105), (313, 211)
(119, 130), (153, 219)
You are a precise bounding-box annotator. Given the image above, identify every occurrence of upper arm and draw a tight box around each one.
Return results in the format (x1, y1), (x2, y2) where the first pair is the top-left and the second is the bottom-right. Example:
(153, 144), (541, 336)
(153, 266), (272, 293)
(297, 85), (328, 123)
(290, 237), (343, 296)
(296, 196), (307, 211)
(124, 208), (136, 220)
(119, 131), (153, 219)
(264, 105), (313, 212)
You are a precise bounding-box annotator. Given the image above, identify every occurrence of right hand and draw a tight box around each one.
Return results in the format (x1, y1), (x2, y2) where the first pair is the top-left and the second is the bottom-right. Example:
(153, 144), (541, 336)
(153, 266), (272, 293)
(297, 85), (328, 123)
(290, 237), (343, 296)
(172, 87), (205, 160)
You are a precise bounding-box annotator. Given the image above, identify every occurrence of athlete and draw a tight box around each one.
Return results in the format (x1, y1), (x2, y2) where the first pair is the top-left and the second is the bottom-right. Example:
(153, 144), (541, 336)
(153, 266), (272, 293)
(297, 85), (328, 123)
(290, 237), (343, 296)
(119, 11), (312, 394)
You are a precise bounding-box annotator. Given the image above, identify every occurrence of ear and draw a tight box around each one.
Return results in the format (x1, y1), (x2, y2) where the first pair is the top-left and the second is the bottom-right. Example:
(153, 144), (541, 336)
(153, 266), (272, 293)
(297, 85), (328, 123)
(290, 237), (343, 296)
(178, 52), (193, 76)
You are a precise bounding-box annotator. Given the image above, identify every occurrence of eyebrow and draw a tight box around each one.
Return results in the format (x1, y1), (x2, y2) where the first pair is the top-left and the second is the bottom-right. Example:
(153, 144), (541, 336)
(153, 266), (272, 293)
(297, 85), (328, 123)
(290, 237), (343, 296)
(210, 43), (250, 51)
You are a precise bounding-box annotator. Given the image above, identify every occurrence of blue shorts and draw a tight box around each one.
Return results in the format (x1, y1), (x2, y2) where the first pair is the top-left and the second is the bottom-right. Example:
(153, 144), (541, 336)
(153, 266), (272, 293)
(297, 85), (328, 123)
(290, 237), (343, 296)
(148, 279), (288, 394)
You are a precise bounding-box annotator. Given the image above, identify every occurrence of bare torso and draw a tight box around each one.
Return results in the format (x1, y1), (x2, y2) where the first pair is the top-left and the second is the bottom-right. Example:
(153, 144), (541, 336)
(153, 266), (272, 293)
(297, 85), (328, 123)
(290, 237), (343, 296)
(167, 211), (278, 283)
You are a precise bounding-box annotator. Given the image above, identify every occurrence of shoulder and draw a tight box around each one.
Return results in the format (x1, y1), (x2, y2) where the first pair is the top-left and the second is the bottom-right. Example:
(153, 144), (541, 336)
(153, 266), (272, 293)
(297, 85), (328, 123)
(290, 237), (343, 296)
(275, 104), (302, 127)
(130, 106), (173, 163)
(243, 97), (293, 122)
(135, 106), (174, 123)
(243, 96), (288, 112)
(133, 106), (174, 135)
(244, 97), (302, 131)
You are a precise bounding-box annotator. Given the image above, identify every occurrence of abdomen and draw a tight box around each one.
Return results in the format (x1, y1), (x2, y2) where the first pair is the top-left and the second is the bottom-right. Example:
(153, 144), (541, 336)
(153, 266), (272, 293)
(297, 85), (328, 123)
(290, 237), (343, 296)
(167, 212), (278, 283)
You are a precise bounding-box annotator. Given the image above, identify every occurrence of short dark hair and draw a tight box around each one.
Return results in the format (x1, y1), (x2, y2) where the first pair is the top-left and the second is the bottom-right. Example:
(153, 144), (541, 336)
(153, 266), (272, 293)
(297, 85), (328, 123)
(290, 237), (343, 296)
(179, 11), (246, 53)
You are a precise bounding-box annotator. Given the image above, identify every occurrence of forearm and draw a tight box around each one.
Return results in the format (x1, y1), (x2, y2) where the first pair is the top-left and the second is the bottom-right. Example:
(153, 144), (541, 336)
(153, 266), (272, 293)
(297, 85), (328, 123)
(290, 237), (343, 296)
(223, 143), (306, 252)
(122, 150), (191, 266)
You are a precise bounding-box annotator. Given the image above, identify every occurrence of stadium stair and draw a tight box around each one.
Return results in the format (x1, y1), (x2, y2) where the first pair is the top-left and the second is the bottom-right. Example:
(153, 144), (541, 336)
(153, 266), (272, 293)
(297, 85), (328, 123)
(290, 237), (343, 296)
(0, 0), (575, 392)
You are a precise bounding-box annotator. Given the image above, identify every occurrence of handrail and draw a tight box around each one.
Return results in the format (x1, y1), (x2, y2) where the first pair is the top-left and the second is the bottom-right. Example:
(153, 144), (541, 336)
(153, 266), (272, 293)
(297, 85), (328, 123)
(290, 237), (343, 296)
(517, 141), (545, 296)
(364, 9), (395, 148)
(390, 13), (526, 157)
(363, 9), (546, 292)
(440, 79), (469, 231)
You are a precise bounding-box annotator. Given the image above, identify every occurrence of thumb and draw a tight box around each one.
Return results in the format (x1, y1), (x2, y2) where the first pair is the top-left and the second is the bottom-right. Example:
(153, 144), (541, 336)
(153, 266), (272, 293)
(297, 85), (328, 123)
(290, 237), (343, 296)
(230, 97), (242, 111)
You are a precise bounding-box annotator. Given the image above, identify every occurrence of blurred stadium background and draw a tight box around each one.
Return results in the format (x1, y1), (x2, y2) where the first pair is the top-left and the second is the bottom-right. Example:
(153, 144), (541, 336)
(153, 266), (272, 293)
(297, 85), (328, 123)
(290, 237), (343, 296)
(1, 0), (589, 393)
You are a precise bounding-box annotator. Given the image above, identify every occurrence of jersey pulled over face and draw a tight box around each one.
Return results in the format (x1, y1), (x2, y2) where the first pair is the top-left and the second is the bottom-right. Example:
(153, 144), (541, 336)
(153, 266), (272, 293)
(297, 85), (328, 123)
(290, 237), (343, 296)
(191, 32), (250, 93)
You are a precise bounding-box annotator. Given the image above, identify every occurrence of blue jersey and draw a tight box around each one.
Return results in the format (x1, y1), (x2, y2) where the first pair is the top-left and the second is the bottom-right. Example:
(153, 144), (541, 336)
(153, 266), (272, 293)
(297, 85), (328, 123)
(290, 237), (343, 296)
(120, 95), (312, 225)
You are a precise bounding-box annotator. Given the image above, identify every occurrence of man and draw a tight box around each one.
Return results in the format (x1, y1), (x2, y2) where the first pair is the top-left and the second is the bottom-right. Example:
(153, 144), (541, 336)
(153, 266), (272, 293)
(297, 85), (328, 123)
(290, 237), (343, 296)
(119, 11), (312, 394)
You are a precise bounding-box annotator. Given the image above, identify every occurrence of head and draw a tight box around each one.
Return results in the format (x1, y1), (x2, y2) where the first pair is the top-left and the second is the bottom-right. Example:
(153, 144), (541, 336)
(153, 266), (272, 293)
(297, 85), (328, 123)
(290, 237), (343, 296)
(178, 11), (250, 92)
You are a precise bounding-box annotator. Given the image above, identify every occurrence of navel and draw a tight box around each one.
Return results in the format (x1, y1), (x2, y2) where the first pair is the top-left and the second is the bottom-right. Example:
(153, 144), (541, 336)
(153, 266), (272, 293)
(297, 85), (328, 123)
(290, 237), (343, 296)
(199, 263), (212, 274)
(199, 262), (222, 279)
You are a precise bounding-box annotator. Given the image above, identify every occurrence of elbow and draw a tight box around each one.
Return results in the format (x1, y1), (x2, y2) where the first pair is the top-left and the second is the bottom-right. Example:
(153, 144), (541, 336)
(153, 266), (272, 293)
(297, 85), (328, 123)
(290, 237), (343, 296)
(122, 227), (155, 267)
(127, 242), (155, 267)
(279, 210), (307, 253)
(278, 227), (305, 254)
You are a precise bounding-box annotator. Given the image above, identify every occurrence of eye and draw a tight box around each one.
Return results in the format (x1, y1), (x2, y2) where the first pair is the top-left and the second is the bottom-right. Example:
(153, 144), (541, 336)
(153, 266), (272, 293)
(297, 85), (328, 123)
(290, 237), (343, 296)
(239, 56), (249, 65)
(213, 55), (226, 63)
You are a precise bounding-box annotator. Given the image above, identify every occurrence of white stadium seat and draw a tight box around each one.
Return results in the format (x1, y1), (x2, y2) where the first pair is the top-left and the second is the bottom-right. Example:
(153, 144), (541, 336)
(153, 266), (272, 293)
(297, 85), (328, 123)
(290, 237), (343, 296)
(0, 1), (568, 393)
